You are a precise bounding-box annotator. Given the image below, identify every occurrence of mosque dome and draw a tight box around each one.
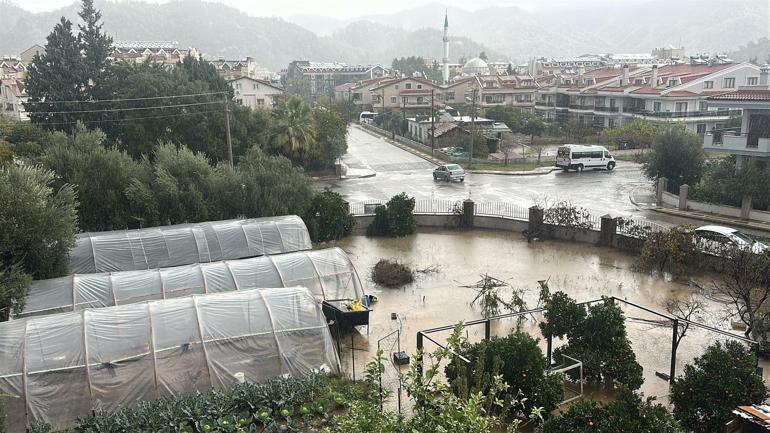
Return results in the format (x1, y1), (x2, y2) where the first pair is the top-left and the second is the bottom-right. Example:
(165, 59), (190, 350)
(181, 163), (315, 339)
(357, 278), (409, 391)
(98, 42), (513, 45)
(462, 57), (490, 75)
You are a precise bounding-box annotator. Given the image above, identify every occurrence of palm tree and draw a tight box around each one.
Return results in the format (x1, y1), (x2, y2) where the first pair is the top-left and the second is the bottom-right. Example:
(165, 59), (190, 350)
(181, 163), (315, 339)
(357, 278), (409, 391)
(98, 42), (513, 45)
(272, 96), (316, 158)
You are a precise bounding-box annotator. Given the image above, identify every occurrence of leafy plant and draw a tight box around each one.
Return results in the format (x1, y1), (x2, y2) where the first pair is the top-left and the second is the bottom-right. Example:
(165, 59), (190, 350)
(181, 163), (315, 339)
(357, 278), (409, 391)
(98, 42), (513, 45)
(639, 225), (697, 275)
(543, 201), (593, 230)
(303, 189), (355, 243)
(541, 293), (643, 390)
(365, 193), (416, 237)
(671, 340), (767, 433)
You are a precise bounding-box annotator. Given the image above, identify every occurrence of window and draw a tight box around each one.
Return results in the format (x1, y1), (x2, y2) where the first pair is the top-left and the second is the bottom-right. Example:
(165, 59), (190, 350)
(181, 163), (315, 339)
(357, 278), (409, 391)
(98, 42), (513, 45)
(253, 83), (258, 90)
(667, 79), (678, 87)
(493, 94), (504, 103)
(748, 77), (759, 85)
(395, 84), (399, 90)
(675, 102), (688, 112)
(405, 83), (412, 89)
(390, 96), (396, 103)
(485, 95), (493, 103)
(417, 84), (422, 89)
(653, 101), (662, 112)
(696, 123), (706, 134)
(724, 77), (735, 88)
(445, 91), (455, 101)
(704, 81), (713, 89)
(257, 99), (264, 106)
(236, 98), (243, 105)
(608, 118), (615, 128)
(417, 96), (423, 104)
(699, 101), (707, 111)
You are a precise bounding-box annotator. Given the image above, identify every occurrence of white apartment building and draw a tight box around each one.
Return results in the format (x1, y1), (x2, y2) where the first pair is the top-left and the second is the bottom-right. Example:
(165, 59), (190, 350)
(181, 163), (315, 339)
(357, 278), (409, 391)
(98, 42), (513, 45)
(703, 65), (770, 168)
(229, 76), (284, 109)
(535, 60), (761, 133)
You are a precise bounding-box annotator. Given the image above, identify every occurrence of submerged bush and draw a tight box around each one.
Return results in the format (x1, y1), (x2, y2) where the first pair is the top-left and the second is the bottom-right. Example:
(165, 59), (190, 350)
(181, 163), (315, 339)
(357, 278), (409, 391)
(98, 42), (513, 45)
(366, 193), (416, 237)
(371, 259), (414, 287)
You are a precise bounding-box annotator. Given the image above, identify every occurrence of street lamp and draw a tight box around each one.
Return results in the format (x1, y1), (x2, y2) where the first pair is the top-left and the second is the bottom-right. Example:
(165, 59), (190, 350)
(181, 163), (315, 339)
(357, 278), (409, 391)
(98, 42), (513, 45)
(464, 88), (478, 168)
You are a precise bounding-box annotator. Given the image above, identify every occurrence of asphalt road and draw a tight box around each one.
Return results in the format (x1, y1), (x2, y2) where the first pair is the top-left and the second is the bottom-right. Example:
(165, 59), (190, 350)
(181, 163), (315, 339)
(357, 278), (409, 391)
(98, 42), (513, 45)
(321, 126), (669, 221)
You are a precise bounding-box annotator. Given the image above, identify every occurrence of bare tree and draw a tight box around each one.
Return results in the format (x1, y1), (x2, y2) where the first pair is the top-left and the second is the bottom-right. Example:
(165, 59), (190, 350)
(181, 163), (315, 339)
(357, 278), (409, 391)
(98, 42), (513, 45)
(664, 295), (705, 352)
(705, 247), (770, 339)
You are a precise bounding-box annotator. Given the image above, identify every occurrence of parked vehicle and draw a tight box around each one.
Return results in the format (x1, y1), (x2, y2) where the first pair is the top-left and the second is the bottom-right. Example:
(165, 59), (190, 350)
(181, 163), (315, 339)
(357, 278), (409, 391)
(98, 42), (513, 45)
(433, 164), (465, 182)
(694, 225), (767, 255)
(556, 145), (616, 172)
(359, 111), (377, 124)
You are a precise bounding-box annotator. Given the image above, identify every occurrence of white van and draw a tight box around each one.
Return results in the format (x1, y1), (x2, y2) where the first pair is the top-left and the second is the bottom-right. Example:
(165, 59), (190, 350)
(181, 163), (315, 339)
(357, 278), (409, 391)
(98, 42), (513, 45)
(556, 145), (616, 172)
(359, 111), (377, 124)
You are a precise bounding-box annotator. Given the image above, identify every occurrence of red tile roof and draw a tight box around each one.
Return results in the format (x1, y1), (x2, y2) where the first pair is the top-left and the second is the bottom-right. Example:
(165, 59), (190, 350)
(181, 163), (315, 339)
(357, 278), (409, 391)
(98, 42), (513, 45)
(665, 90), (699, 97)
(708, 90), (770, 101)
(0, 79), (25, 97)
(431, 122), (459, 138)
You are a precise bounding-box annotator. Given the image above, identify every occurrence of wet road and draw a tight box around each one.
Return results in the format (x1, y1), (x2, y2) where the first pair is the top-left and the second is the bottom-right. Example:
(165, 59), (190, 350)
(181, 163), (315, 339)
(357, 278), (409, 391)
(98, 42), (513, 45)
(322, 126), (667, 221)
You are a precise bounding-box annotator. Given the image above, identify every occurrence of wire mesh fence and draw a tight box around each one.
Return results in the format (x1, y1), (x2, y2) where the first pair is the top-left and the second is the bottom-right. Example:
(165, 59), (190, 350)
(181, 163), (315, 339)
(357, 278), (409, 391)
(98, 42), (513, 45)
(474, 202), (530, 220)
(616, 216), (668, 238)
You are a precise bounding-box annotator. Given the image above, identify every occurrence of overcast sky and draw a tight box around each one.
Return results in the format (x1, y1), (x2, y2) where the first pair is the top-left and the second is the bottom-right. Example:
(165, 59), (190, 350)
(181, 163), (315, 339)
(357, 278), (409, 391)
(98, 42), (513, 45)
(12, 0), (656, 17)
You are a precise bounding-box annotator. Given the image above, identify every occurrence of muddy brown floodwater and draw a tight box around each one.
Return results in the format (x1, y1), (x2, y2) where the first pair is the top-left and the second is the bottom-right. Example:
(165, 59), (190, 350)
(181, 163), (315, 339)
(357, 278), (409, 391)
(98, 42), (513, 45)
(332, 227), (768, 410)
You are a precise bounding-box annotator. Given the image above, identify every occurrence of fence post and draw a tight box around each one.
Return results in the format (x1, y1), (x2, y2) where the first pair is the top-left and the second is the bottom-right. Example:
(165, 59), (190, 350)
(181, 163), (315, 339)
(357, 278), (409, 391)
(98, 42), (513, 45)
(416, 332), (424, 375)
(678, 184), (689, 211)
(656, 177), (667, 206)
(670, 318), (678, 385)
(463, 199), (475, 228)
(741, 194), (753, 220)
(528, 205), (544, 233)
(599, 215), (617, 247)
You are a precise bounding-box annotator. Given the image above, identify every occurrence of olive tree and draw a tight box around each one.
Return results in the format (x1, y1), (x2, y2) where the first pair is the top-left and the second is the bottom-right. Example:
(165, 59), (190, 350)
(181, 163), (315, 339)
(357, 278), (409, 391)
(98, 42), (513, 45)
(0, 164), (77, 320)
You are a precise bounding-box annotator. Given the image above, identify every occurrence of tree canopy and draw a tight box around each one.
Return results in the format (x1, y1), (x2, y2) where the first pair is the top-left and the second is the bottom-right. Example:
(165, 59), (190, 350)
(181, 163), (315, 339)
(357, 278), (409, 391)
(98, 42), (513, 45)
(643, 126), (705, 192)
(671, 340), (767, 433)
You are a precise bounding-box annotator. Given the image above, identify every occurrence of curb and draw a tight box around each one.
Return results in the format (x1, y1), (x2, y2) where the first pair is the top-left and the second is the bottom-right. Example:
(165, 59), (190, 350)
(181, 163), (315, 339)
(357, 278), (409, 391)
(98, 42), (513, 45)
(651, 207), (770, 233)
(467, 168), (556, 176)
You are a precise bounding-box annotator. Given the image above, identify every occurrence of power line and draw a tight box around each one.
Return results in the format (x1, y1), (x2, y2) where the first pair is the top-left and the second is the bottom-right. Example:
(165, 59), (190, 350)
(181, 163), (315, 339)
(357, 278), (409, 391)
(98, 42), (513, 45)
(29, 101), (222, 115)
(23, 91), (227, 105)
(31, 109), (223, 127)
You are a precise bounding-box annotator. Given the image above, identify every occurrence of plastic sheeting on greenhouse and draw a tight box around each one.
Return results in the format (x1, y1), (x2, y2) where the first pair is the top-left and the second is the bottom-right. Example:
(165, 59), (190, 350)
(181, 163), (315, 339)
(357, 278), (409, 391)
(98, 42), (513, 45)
(68, 215), (312, 274)
(0, 287), (340, 433)
(19, 247), (365, 318)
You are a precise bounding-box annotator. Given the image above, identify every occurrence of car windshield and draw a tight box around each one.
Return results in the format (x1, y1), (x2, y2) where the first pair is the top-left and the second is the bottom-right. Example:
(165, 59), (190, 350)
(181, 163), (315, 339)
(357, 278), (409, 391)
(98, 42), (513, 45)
(731, 231), (756, 245)
(446, 164), (461, 171)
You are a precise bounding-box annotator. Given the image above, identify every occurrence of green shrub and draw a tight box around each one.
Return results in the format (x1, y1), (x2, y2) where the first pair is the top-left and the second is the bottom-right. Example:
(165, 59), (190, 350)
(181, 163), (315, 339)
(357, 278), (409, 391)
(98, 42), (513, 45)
(366, 193), (416, 237)
(446, 331), (563, 417)
(303, 189), (355, 243)
(639, 225), (697, 275)
(543, 388), (683, 433)
(671, 340), (767, 433)
(541, 293), (643, 390)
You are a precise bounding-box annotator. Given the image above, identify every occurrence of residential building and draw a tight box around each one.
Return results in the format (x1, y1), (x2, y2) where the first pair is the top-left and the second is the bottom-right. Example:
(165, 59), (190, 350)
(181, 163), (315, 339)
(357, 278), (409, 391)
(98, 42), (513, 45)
(0, 78), (28, 121)
(210, 57), (257, 80)
(535, 59), (760, 133)
(283, 60), (391, 99)
(703, 65), (770, 168)
(367, 77), (444, 111)
(0, 56), (27, 80)
(229, 76), (284, 109)
(406, 110), (511, 151)
(110, 41), (200, 66)
(536, 56), (607, 75)
(18, 44), (45, 64)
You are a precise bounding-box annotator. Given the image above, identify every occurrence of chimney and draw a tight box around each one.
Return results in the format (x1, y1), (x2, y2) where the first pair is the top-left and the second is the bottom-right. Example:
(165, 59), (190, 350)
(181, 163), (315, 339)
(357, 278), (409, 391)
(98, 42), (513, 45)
(760, 64), (769, 87)
(621, 64), (629, 86)
(651, 64), (658, 88)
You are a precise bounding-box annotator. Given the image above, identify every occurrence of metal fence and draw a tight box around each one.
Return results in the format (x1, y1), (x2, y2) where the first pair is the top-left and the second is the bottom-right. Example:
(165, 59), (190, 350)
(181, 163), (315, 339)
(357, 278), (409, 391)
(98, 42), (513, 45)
(474, 201), (530, 220)
(616, 217), (667, 238)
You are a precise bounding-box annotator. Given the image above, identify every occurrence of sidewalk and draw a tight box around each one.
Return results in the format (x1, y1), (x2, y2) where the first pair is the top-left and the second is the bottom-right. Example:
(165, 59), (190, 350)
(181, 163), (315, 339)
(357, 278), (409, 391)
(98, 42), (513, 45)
(652, 207), (770, 234)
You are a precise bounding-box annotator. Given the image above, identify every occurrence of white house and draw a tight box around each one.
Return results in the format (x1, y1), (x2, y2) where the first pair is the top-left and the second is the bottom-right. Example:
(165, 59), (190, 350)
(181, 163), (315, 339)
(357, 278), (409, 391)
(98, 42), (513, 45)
(228, 76), (284, 109)
(0, 78), (27, 121)
(703, 65), (770, 168)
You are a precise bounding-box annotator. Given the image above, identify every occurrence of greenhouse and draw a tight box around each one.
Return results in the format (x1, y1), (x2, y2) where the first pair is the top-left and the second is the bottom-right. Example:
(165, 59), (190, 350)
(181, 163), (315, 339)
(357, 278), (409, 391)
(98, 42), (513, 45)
(69, 215), (312, 274)
(0, 287), (340, 433)
(20, 248), (365, 318)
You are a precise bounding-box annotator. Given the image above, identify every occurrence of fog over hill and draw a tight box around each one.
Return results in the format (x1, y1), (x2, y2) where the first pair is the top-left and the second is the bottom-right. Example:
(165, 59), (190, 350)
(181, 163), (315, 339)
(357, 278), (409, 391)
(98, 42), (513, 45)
(1, 0), (768, 71)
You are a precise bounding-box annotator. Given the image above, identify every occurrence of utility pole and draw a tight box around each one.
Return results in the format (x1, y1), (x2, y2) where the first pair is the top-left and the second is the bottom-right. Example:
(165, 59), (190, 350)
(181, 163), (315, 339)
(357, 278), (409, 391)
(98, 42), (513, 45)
(468, 88), (476, 169)
(430, 89), (435, 158)
(224, 92), (233, 166)
(347, 90), (352, 124)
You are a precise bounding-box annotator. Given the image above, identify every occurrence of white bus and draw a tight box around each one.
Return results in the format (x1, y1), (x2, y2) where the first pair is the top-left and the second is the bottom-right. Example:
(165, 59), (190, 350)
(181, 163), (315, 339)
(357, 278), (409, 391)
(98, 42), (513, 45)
(359, 111), (377, 124)
(556, 145), (616, 172)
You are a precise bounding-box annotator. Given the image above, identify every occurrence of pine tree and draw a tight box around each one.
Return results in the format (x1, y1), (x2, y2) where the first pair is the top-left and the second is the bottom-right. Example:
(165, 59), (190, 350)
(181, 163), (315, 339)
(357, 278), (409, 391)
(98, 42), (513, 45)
(79, 0), (113, 94)
(24, 17), (85, 131)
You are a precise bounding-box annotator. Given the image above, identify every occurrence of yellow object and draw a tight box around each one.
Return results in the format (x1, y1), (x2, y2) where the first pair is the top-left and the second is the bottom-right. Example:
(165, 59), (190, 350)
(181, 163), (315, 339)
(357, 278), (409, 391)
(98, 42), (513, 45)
(346, 299), (364, 312)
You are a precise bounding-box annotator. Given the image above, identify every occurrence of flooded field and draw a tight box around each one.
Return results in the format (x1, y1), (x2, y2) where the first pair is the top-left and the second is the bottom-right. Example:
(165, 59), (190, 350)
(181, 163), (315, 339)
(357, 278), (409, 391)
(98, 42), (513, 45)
(333, 227), (763, 407)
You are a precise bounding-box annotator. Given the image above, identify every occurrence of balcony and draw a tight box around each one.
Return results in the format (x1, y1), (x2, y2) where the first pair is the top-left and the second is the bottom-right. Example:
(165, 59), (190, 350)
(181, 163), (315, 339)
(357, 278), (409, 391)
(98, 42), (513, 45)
(594, 106), (619, 113)
(632, 109), (741, 119)
(704, 132), (770, 157)
(569, 104), (593, 111)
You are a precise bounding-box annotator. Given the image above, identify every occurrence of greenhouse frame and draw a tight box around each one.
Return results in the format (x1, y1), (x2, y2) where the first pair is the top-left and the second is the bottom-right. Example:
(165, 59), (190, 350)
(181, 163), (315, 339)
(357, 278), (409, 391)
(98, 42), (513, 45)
(69, 215), (312, 274)
(0, 287), (340, 433)
(20, 248), (365, 318)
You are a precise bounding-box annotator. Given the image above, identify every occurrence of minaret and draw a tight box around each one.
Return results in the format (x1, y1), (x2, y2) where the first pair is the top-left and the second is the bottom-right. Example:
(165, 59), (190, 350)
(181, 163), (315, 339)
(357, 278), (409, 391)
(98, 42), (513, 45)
(442, 11), (449, 84)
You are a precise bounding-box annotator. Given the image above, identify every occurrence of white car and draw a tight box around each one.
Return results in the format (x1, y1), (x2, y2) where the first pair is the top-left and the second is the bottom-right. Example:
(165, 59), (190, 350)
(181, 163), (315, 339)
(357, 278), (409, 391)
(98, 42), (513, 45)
(693, 225), (767, 255)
